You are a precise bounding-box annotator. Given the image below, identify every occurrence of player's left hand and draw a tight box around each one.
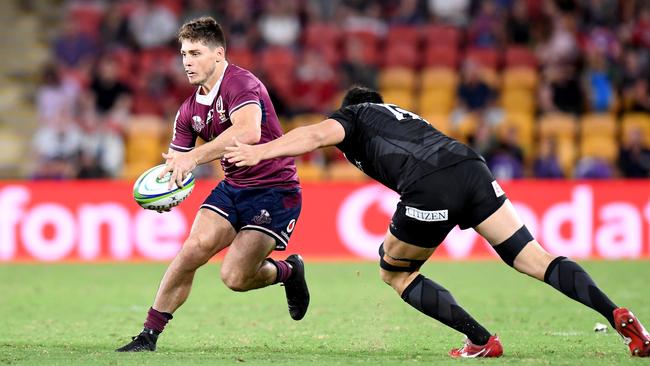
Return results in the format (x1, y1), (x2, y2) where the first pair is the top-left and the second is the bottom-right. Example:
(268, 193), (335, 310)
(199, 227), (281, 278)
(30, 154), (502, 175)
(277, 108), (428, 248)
(224, 138), (261, 167)
(159, 151), (198, 189)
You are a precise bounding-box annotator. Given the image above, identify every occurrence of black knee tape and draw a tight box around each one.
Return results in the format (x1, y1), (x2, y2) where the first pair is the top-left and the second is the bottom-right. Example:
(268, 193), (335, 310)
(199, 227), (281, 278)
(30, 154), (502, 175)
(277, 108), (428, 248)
(493, 225), (533, 267)
(378, 243), (425, 272)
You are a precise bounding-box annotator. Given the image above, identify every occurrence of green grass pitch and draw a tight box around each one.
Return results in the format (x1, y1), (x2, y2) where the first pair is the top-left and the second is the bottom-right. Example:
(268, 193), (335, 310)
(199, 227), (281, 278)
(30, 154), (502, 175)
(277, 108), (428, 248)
(1, 261), (648, 365)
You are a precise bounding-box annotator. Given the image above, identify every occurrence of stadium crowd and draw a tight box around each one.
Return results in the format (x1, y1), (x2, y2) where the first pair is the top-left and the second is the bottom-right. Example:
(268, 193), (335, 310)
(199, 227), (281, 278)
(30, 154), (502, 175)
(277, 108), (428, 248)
(33, 0), (650, 180)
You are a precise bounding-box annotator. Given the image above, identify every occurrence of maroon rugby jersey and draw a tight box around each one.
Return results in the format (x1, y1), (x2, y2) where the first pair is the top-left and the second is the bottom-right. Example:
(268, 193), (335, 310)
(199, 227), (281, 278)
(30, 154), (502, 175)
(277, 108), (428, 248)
(170, 62), (299, 188)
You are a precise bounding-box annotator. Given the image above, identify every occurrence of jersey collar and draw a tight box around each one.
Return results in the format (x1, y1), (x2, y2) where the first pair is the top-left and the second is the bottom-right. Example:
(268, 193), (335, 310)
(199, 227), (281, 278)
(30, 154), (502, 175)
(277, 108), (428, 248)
(196, 61), (229, 106)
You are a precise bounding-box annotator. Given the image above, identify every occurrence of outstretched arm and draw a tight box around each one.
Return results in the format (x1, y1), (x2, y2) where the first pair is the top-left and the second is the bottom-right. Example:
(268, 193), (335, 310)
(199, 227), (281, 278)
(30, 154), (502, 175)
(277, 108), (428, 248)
(160, 104), (262, 188)
(225, 118), (345, 167)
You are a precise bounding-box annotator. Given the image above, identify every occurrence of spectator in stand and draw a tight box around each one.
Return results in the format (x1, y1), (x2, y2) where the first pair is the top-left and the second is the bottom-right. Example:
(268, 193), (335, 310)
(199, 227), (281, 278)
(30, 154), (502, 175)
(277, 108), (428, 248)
(306, 0), (341, 21)
(88, 57), (132, 129)
(77, 98), (125, 178)
(620, 49), (644, 88)
(618, 127), (650, 177)
(486, 126), (525, 180)
(467, 120), (497, 158)
(341, 1), (388, 37)
(98, 3), (132, 50)
(534, 137), (564, 178)
(128, 0), (179, 50)
(452, 59), (501, 126)
(506, 0), (531, 45)
(180, 0), (218, 25)
(583, 50), (614, 112)
(258, 0), (301, 47)
(340, 38), (378, 90)
(628, 79), (650, 112)
(52, 17), (97, 70)
(390, 0), (428, 25)
(36, 64), (80, 128)
(467, 0), (505, 48)
(574, 157), (614, 179)
(583, 25), (621, 62)
(629, 4), (650, 50)
(222, 0), (262, 50)
(539, 64), (584, 115)
(536, 10), (579, 66)
(427, 0), (471, 26)
(582, 0), (619, 27)
(31, 107), (82, 180)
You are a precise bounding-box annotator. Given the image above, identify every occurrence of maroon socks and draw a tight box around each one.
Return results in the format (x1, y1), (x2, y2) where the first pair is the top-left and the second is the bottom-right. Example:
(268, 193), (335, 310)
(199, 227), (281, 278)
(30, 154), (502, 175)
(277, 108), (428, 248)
(144, 307), (173, 334)
(268, 258), (293, 284)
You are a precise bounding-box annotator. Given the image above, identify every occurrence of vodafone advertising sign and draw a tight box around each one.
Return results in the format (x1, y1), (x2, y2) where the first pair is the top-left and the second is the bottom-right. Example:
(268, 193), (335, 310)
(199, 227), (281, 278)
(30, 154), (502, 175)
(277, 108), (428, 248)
(1, 180), (650, 262)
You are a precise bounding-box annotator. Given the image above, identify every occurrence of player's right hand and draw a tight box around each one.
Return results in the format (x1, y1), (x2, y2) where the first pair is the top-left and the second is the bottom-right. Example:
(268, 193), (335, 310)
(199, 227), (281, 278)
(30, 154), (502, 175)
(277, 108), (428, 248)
(224, 138), (261, 167)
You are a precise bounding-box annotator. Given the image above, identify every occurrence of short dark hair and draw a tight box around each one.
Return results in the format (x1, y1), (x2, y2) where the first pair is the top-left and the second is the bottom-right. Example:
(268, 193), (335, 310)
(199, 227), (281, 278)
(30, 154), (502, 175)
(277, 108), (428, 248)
(178, 16), (226, 49)
(341, 86), (383, 108)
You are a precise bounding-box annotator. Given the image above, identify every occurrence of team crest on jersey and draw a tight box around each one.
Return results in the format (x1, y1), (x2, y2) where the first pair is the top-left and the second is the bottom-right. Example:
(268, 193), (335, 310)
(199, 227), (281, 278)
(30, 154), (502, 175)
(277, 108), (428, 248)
(206, 109), (214, 125)
(253, 209), (272, 225)
(216, 96), (228, 123)
(191, 115), (205, 132)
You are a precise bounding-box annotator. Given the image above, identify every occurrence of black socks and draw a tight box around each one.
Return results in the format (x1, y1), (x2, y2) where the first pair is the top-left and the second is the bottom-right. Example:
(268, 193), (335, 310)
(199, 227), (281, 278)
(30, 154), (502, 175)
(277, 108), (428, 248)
(401, 274), (492, 345)
(544, 256), (617, 327)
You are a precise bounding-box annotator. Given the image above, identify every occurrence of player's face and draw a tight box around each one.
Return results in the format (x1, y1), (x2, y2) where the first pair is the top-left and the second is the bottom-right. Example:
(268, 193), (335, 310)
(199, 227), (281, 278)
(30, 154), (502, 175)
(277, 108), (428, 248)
(180, 40), (223, 86)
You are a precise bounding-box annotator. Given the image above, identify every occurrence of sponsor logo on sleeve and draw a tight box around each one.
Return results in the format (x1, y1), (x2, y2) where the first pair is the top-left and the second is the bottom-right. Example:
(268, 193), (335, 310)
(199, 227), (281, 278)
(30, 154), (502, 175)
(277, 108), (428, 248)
(405, 206), (448, 222)
(492, 180), (505, 197)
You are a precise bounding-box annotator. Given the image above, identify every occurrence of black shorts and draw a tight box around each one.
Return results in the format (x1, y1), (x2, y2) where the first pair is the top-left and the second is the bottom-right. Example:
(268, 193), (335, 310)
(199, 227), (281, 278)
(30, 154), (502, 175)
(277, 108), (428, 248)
(389, 159), (507, 248)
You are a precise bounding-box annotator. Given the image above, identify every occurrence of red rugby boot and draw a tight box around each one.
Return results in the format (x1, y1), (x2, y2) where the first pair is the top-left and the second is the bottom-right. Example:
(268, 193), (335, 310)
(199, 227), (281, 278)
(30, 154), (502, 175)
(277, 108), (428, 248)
(614, 307), (650, 357)
(449, 335), (503, 358)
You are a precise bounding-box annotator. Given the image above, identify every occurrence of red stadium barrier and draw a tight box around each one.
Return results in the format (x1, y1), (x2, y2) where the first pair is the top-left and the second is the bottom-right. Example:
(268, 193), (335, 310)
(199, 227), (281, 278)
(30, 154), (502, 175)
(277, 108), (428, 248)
(1, 180), (650, 262)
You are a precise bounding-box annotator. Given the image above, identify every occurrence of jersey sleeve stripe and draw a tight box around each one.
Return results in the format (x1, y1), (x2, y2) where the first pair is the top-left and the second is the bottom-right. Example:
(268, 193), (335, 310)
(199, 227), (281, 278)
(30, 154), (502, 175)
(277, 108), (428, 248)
(229, 100), (261, 117)
(169, 143), (194, 152)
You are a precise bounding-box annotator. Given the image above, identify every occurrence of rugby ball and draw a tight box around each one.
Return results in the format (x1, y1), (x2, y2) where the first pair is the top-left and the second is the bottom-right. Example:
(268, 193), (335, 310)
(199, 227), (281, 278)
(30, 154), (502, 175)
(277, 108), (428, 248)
(133, 164), (195, 211)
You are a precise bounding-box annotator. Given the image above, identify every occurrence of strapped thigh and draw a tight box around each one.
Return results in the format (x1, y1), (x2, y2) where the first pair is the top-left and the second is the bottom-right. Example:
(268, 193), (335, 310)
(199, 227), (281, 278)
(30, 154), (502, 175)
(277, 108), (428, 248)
(493, 225), (533, 267)
(378, 243), (426, 272)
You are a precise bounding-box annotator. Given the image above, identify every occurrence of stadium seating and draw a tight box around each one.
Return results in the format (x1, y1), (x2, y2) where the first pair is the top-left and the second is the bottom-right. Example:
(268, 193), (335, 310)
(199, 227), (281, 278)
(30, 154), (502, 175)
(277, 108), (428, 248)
(502, 67), (538, 91)
(418, 88), (455, 115)
(382, 89), (417, 112)
(326, 161), (368, 181)
(537, 113), (580, 175)
(423, 45), (459, 69)
(379, 68), (417, 91)
(422, 113), (452, 136)
(465, 47), (500, 70)
(580, 135), (618, 163)
(421, 24), (461, 48)
(621, 113), (650, 145)
(122, 115), (166, 179)
(504, 46), (537, 69)
(386, 26), (421, 48)
(501, 89), (536, 115)
(421, 67), (458, 91)
(382, 42), (419, 69)
(580, 114), (617, 139)
(498, 113), (535, 156)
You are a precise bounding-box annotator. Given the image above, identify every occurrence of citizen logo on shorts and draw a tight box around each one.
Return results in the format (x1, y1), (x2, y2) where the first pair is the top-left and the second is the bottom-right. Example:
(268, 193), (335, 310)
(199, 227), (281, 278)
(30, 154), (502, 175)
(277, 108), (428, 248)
(491, 180), (505, 197)
(405, 206), (448, 222)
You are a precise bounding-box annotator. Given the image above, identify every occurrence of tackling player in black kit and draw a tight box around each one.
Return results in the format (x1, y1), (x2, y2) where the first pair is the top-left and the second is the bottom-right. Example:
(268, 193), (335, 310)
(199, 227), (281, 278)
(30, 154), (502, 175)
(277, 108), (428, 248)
(225, 87), (650, 358)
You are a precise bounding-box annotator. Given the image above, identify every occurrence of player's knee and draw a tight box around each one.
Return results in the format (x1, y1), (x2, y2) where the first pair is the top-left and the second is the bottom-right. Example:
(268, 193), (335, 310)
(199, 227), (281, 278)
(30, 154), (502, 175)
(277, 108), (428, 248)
(379, 268), (415, 294)
(220, 268), (249, 292)
(176, 236), (213, 268)
(379, 268), (398, 286)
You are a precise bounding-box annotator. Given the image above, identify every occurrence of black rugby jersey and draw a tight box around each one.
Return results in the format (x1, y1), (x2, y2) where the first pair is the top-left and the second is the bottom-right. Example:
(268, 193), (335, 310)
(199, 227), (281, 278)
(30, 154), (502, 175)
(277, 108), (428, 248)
(329, 103), (483, 193)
